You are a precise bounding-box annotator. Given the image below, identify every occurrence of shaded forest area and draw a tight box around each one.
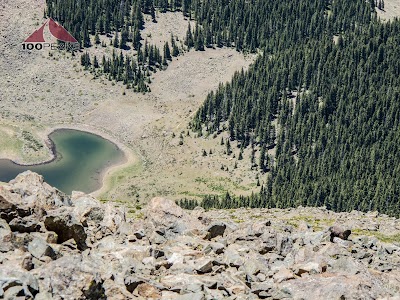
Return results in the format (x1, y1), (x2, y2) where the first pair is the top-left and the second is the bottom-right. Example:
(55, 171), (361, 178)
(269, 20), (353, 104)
(46, 0), (183, 92)
(190, 0), (400, 216)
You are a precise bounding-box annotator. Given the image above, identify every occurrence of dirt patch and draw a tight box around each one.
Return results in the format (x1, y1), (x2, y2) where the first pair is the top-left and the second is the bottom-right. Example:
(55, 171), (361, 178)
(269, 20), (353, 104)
(376, 0), (400, 20)
(142, 11), (193, 49)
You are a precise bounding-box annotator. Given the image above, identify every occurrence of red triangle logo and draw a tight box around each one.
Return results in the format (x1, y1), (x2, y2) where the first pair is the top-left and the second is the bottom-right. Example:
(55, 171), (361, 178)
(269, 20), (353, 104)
(24, 20), (48, 43)
(24, 18), (78, 43)
(48, 18), (78, 43)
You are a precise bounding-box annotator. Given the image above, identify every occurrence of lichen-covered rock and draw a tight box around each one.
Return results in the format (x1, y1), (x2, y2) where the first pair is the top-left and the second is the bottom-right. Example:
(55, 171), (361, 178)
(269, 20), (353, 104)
(44, 207), (88, 250)
(204, 222), (226, 240)
(144, 197), (203, 236)
(329, 225), (351, 242)
(0, 172), (400, 300)
(27, 237), (57, 260)
(0, 261), (39, 299)
(0, 218), (12, 242)
(2, 171), (71, 215)
(33, 255), (106, 300)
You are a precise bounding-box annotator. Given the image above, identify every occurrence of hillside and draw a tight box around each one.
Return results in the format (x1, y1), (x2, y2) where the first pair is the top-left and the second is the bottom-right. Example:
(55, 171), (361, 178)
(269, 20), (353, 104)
(1, 0), (400, 215)
(190, 0), (400, 216)
(1, 0), (400, 298)
(0, 0), (256, 203)
(1, 172), (400, 299)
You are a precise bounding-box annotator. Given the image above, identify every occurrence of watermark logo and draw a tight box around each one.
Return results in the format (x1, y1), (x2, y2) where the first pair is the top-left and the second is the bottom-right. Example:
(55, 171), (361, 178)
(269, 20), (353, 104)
(22, 18), (79, 51)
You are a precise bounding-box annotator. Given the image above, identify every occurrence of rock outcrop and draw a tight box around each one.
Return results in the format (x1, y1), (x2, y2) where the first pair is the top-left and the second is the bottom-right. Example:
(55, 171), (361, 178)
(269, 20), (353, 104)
(1, 171), (400, 299)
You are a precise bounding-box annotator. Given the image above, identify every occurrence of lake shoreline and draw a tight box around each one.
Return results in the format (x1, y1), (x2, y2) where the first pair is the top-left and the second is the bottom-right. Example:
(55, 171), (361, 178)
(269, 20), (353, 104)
(0, 123), (137, 195)
(0, 129), (59, 168)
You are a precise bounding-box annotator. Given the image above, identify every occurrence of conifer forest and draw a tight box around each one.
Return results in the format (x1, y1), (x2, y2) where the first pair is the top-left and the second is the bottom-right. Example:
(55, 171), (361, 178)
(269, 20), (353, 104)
(45, 0), (400, 216)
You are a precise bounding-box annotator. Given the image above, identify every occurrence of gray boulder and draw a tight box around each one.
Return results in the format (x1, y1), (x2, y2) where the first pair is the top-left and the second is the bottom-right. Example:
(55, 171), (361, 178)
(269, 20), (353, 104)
(44, 208), (88, 250)
(329, 226), (351, 242)
(124, 276), (144, 293)
(0, 267), (39, 299)
(33, 255), (106, 300)
(204, 222), (227, 240)
(144, 197), (203, 234)
(0, 219), (13, 252)
(195, 259), (213, 274)
(8, 215), (41, 233)
(0, 192), (31, 223)
(28, 237), (57, 260)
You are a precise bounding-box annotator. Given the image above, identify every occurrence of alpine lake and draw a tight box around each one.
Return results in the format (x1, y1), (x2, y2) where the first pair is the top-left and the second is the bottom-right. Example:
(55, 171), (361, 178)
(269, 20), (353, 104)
(0, 129), (125, 194)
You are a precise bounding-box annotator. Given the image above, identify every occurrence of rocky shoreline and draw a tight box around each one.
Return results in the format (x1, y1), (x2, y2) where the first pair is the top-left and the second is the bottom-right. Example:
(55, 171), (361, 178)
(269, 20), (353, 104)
(1, 171), (400, 299)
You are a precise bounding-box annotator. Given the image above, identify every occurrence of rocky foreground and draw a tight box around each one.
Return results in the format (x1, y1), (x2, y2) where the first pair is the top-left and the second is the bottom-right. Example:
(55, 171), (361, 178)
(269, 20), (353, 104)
(1, 172), (400, 299)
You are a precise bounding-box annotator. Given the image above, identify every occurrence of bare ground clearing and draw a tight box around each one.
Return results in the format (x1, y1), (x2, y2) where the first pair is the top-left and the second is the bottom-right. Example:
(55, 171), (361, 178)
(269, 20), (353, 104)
(376, 0), (400, 20)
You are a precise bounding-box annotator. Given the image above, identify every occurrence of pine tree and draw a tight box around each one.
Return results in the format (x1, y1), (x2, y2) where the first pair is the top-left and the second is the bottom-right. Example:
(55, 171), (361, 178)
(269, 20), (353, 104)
(160, 0), (168, 13)
(185, 23), (194, 49)
(95, 33), (100, 45)
(81, 52), (91, 69)
(82, 26), (91, 47)
(113, 31), (119, 48)
(205, 25), (212, 48)
(195, 27), (204, 51)
(171, 34), (179, 56)
(259, 144), (266, 172)
(93, 55), (99, 68)
(120, 28), (128, 49)
(151, 5), (156, 22)
(226, 139), (232, 155)
(133, 27), (141, 50)
(148, 45), (155, 66)
(164, 42), (172, 60)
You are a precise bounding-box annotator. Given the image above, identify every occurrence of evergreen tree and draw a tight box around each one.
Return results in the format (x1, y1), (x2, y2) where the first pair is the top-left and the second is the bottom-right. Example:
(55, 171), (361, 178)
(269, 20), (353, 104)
(120, 28), (129, 49)
(95, 32), (100, 45)
(226, 139), (232, 155)
(195, 27), (204, 51)
(171, 34), (180, 56)
(259, 145), (266, 172)
(113, 31), (119, 48)
(185, 23), (194, 49)
(164, 42), (172, 60)
(93, 55), (99, 68)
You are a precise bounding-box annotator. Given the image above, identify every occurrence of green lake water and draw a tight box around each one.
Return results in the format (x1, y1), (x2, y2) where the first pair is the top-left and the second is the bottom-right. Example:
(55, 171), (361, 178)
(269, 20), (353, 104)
(0, 129), (124, 194)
